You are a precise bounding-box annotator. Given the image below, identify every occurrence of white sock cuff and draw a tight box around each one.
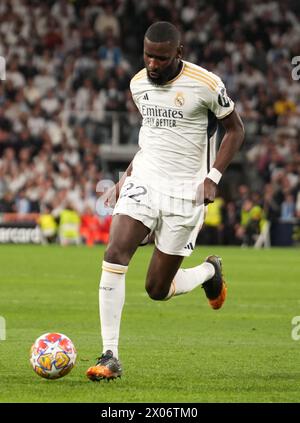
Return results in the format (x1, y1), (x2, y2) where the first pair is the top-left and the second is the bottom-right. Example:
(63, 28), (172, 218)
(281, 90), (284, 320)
(102, 260), (128, 274)
(163, 281), (176, 300)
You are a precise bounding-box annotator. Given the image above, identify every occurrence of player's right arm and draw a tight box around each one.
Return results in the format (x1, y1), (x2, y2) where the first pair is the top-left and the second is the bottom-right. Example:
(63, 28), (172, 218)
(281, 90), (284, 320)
(102, 161), (134, 208)
(103, 69), (145, 207)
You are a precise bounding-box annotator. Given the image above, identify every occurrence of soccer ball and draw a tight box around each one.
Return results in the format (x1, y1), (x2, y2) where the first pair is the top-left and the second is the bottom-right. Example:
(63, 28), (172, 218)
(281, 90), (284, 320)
(30, 332), (77, 379)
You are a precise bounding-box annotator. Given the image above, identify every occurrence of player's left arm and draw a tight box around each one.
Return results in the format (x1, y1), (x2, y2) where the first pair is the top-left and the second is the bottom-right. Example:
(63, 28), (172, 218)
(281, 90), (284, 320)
(204, 109), (244, 205)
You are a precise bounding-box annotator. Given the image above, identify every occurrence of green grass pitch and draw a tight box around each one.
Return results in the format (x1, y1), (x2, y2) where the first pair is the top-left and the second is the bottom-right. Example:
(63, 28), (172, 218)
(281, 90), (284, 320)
(0, 245), (300, 403)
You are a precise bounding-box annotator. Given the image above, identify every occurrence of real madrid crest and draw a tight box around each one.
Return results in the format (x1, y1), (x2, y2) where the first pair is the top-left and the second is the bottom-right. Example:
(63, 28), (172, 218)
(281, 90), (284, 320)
(175, 92), (185, 107)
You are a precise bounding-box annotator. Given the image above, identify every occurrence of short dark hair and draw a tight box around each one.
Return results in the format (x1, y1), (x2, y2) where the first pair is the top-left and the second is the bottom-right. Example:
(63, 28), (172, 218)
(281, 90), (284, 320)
(145, 21), (181, 45)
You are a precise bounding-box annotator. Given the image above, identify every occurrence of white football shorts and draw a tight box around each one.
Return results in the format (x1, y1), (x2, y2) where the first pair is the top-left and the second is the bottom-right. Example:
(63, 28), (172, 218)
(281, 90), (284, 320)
(113, 176), (205, 256)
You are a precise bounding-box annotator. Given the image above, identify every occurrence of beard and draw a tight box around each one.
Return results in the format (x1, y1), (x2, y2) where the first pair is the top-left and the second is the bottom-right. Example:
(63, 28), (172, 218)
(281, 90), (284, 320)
(146, 70), (169, 86)
(146, 60), (180, 86)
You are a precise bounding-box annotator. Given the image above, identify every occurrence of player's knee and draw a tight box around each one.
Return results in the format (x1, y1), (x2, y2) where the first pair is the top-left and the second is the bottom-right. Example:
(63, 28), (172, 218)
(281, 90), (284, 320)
(104, 246), (130, 266)
(145, 280), (169, 301)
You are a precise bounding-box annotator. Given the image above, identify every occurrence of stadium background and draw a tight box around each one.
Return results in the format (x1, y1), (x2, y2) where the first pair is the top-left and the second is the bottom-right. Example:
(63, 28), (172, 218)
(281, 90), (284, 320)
(0, 0), (300, 248)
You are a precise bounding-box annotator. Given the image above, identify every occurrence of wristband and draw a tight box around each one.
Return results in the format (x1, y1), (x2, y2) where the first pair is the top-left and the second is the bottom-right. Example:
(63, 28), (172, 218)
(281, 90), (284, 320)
(207, 167), (222, 185)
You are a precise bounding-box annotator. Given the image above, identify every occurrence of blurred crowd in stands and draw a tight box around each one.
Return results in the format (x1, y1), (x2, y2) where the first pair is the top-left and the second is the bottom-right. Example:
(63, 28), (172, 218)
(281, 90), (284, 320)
(0, 0), (300, 246)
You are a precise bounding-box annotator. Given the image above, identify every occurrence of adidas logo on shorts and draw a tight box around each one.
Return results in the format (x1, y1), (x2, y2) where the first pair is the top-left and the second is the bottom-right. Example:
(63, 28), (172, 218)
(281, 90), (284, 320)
(184, 242), (194, 250)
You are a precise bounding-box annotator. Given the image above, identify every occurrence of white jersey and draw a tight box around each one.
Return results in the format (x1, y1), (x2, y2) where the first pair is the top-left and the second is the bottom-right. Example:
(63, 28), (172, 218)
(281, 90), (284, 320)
(130, 60), (234, 200)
